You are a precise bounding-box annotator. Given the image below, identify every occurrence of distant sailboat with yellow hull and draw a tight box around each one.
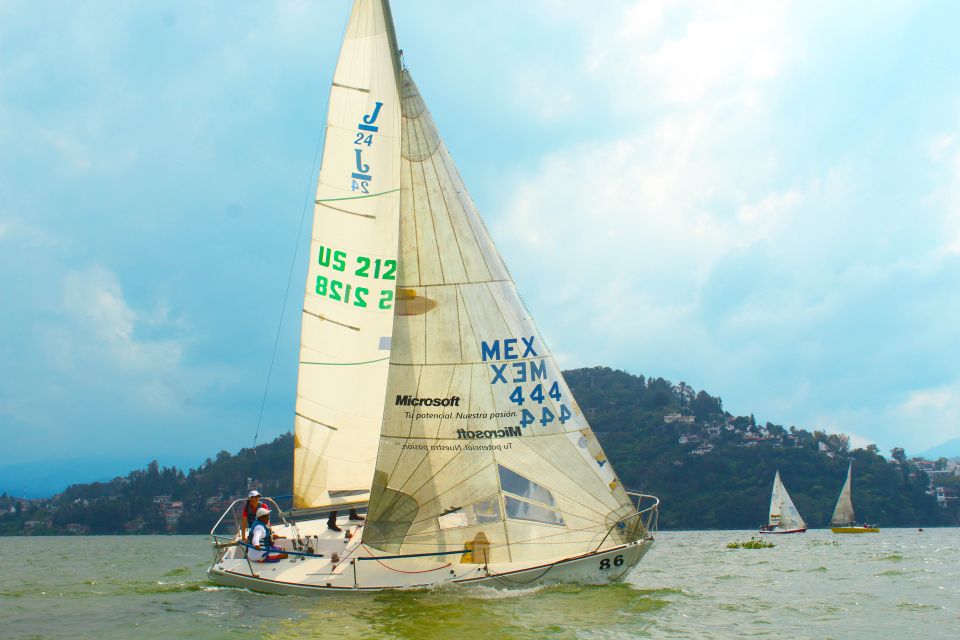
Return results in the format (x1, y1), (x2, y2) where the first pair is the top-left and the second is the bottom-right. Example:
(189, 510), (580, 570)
(830, 462), (879, 533)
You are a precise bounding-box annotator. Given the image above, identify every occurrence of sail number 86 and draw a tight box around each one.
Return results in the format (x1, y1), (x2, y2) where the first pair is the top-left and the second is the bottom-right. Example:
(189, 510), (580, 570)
(599, 555), (624, 570)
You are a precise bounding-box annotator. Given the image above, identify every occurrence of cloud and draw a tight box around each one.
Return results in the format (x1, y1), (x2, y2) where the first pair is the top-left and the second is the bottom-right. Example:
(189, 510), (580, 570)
(58, 265), (182, 389)
(896, 381), (960, 447)
(490, 1), (960, 454)
(927, 113), (960, 256)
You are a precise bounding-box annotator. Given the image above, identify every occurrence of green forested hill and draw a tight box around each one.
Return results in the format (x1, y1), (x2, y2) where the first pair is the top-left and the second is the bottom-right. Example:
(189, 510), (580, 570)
(1, 367), (953, 535)
(568, 367), (945, 528)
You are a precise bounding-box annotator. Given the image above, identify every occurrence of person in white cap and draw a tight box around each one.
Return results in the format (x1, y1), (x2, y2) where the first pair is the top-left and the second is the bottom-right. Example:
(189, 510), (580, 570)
(247, 507), (288, 562)
(240, 490), (265, 534)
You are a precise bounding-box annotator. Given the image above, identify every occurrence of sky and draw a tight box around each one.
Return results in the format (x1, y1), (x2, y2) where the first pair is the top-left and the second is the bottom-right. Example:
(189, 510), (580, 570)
(2, 1), (959, 495)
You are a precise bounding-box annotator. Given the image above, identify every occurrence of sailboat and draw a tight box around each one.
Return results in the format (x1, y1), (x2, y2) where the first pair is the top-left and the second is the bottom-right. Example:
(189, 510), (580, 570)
(207, 0), (658, 594)
(758, 470), (806, 534)
(830, 462), (879, 533)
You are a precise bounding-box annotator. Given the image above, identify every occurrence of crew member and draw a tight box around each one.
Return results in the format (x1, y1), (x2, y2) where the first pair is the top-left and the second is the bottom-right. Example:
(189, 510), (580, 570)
(327, 508), (365, 532)
(240, 490), (265, 533)
(248, 507), (288, 563)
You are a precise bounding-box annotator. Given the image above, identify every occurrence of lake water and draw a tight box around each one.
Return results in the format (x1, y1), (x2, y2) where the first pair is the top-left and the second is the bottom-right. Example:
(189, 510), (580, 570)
(1, 529), (957, 639)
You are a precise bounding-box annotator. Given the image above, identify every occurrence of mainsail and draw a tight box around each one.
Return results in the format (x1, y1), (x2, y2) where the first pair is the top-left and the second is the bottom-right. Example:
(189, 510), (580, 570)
(360, 61), (638, 563)
(769, 471), (805, 530)
(293, 0), (403, 509)
(831, 462), (856, 526)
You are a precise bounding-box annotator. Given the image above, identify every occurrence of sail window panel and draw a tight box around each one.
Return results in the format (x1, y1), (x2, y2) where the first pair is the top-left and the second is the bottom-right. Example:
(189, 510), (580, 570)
(429, 153), (493, 283)
(408, 160), (445, 285)
(498, 465), (557, 507)
(438, 496), (503, 530)
(423, 285), (464, 366)
(437, 147), (510, 282)
(503, 437), (625, 519)
(420, 156), (469, 284)
(504, 496), (566, 527)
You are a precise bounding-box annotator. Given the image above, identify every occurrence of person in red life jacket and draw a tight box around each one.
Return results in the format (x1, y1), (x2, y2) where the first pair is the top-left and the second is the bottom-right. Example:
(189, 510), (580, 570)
(327, 508), (365, 532)
(240, 490), (265, 534)
(248, 507), (288, 563)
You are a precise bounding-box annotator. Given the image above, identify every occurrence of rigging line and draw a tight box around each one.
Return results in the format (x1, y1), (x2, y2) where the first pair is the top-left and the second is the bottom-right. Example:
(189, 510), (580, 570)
(252, 133), (325, 452)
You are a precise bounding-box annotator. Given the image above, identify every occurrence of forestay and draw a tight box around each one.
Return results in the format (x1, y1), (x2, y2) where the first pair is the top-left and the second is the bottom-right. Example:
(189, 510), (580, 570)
(831, 462), (856, 526)
(361, 68), (639, 564)
(293, 0), (403, 509)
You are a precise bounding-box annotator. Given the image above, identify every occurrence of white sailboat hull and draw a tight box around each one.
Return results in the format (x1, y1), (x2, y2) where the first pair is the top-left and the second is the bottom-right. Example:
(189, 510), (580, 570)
(208, 516), (654, 594)
(757, 527), (807, 534)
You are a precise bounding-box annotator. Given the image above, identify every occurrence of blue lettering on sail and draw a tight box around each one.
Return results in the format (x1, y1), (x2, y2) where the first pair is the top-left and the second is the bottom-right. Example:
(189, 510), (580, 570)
(349, 101), (381, 190)
(352, 149), (372, 181)
(359, 102), (383, 132)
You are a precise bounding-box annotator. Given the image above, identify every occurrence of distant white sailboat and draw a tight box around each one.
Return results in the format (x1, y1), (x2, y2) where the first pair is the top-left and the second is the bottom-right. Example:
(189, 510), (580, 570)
(758, 470), (806, 534)
(831, 462), (879, 533)
(207, 0), (658, 594)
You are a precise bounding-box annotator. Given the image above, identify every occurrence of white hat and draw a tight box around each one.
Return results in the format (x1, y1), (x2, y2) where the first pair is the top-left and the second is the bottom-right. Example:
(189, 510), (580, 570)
(248, 490), (261, 498)
(256, 506), (271, 519)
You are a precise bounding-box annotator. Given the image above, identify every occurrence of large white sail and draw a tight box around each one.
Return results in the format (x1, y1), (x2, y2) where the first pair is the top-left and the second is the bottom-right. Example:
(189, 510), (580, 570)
(768, 471), (783, 527)
(360, 67), (638, 564)
(775, 473), (806, 530)
(831, 462), (856, 526)
(293, 0), (403, 509)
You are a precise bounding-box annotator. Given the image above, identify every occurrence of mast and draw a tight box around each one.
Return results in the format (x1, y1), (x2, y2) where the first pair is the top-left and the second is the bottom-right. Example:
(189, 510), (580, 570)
(292, 0), (404, 509)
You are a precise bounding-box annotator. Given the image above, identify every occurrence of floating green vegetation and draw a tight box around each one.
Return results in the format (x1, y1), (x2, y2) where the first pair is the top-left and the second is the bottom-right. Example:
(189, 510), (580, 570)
(727, 537), (775, 549)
